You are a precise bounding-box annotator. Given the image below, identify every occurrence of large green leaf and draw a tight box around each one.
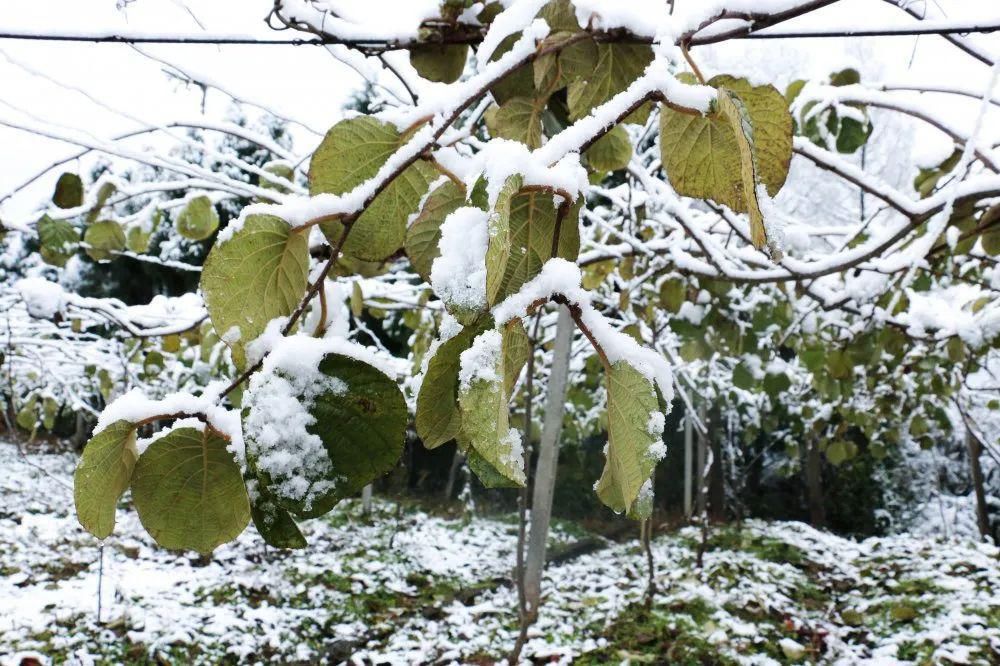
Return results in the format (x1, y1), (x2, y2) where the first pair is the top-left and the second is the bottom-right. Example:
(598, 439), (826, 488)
(659, 75), (792, 216)
(567, 43), (653, 120)
(175, 195), (219, 241)
(83, 220), (126, 262)
(488, 34), (538, 105)
(74, 420), (138, 539)
(53, 172), (84, 209)
(131, 427), (250, 553)
(404, 179), (466, 282)
(409, 44), (469, 83)
(595, 363), (663, 513)
(245, 353), (407, 518)
(485, 176), (580, 305)
(37, 215), (80, 267)
(310, 116), (437, 261)
(416, 316), (492, 448)
(486, 97), (544, 148)
(458, 331), (525, 487)
(201, 214), (310, 368)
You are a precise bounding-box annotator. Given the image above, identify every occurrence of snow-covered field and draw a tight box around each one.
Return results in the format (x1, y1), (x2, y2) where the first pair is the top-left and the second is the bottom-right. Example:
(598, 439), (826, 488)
(1, 442), (998, 665)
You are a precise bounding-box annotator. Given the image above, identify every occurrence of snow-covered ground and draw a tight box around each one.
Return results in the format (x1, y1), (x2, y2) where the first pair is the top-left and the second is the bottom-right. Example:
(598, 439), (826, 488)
(1, 442), (998, 665)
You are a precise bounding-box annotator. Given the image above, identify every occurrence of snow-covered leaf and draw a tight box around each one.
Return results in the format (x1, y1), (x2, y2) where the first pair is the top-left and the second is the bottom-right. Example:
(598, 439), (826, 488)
(566, 43), (653, 120)
(404, 179), (466, 283)
(310, 116), (437, 261)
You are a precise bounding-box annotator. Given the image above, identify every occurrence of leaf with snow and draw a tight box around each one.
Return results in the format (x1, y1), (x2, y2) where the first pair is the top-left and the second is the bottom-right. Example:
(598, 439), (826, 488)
(457, 330), (525, 487)
(131, 426), (250, 553)
(74, 420), (138, 539)
(566, 43), (653, 120)
(416, 316), (493, 448)
(404, 179), (467, 283)
(244, 350), (407, 518)
(659, 75), (792, 239)
(201, 213), (309, 368)
(595, 362), (664, 514)
(485, 174), (580, 306)
(310, 116), (437, 262)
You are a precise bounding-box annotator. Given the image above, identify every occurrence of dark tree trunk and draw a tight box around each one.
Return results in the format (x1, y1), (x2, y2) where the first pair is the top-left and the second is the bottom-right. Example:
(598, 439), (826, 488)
(966, 430), (991, 541)
(805, 438), (826, 528)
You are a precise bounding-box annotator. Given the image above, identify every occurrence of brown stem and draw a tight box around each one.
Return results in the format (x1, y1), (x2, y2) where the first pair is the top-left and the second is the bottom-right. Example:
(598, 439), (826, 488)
(681, 41), (705, 84)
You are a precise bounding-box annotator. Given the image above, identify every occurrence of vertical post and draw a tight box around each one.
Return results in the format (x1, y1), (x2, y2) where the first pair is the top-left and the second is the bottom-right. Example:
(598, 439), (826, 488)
(683, 409), (693, 519)
(522, 305), (574, 618)
(695, 404), (707, 518)
(361, 484), (373, 515)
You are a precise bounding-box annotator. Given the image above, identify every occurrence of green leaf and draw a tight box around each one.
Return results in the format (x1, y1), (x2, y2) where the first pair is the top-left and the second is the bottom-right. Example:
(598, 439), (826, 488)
(715, 87), (770, 250)
(86, 182), (117, 225)
(567, 43), (653, 120)
(201, 214), (310, 368)
(37, 215), (80, 267)
(502, 318), (530, 398)
(626, 478), (654, 520)
(488, 34), (538, 105)
(404, 180), (467, 282)
(458, 331), (526, 487)
(310, 116), (437, 262)
(485, 175), (580, 305)
(125, 218), (154, 254)
(74, 420), (138, 539)
(416, 316), (492, 448)
(826, 349), (853, 380)
(175, 195), (219, 241)
(131, 427), (250, 553)
(763, 371), (791, 396)
(486, 97), (544, 149)
(595, 363), (663, 513)
(824, 440), (856, 466)
(52, 172), (84, 209)
(732, 362), (755, 390)
(245, 353), (408, 518)
(409, 44), (469, 83)
(659, 75), (793, 219)
(659, 279), (686, 313)
(247, 480), (307, 549)
(585, 125), (632, 172)
(83, 220), (126, 263)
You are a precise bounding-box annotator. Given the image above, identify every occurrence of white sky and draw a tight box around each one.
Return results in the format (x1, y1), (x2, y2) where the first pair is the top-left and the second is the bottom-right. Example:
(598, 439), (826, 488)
(0, 0), (997, 219)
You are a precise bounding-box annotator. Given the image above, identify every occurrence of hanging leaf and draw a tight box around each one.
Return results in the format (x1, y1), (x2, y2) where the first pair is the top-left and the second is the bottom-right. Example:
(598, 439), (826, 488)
(247, 479), (307, 549)
(715, 88), (769, 250)
(131, 427), (250, 553)
(567, 43), (653, 120)
(485, 175), (580, 305)
(86, 182), (117, 225)
(502, 318), (530, 397)
(52, 172), (84, 209)
(244, 352), (407, 518)
(310, 116), (437, 261)
(595, 363), (663, 513)
(404, 180), (467, 282)
(585, 124), (632, 172)
(83, 220), (126, 263)
(175, 195), (220, 241)
(74, 420), (138, 539)
(37, 215), (80, 267)
(458, 331), (526, 487)
(201, 214), (309, 368)
(486, 97), (545, 149)
(416, 316), (492, 448)
(409, 43), (469, 83)
(659, 75), (792, 220)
